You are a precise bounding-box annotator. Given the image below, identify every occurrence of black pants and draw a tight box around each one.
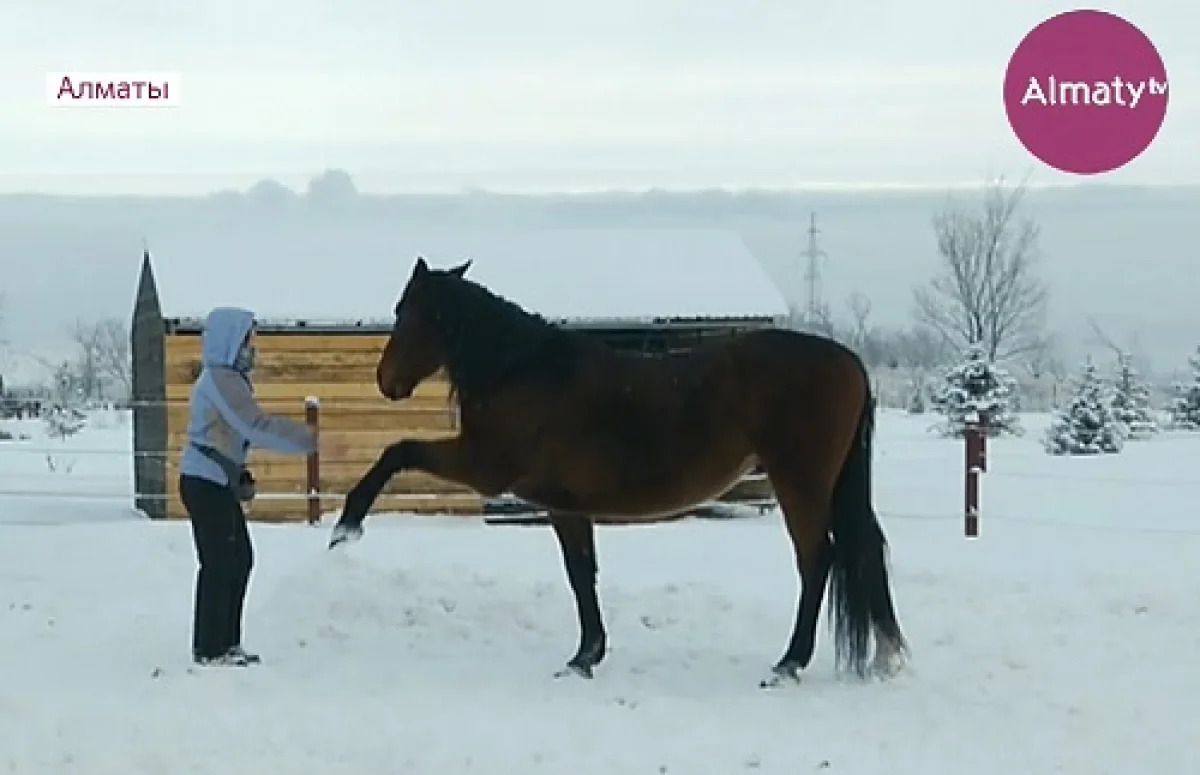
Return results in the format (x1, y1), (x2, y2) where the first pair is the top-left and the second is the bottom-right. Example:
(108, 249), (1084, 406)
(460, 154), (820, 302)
(179, 474), (254, 659)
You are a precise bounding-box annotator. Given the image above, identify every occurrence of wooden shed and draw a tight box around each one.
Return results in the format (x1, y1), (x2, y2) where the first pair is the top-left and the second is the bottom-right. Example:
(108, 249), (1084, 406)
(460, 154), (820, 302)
(130, 226), (790, 523)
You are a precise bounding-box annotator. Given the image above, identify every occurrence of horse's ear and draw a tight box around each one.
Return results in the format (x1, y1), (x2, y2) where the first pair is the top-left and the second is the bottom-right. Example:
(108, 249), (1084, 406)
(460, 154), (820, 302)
(449, 259), (472, 278)
(413, 256), (429, 277)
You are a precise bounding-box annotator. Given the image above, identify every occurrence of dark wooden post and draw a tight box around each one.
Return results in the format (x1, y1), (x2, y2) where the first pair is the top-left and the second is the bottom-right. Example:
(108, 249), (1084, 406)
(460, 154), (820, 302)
(305, 396), (321, 524)
(131, 249), (168, 519)
(963, 415), (987, 538)
(978, 414), (989, 474)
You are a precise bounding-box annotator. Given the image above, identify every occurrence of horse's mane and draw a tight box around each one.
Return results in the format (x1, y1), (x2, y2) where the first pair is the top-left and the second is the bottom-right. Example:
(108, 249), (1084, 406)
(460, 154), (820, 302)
(425, 272), (581, 402)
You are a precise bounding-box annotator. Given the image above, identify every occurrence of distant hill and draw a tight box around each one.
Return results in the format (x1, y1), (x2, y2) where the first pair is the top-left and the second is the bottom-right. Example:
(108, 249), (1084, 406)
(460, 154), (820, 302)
(0, 180), (1195, 374)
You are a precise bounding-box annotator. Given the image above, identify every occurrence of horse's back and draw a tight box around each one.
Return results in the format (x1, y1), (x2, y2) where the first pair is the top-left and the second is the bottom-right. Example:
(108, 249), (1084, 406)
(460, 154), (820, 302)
(729, 327), (865, 366)
(694, 327), (870, 400)
(565, 326), (865, 462)
(483, 326), (867, 518)
(563, 327), (865, 414)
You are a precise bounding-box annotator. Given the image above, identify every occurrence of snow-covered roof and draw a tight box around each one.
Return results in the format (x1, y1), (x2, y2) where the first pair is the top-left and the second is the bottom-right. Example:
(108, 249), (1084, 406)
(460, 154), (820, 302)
(0, 349), (57, 389)
(144, 226), (789, 325)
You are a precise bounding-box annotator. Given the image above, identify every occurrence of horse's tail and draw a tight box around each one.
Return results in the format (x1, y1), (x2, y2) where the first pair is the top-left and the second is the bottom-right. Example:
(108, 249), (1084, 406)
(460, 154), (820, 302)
(827, 383), (907, 677)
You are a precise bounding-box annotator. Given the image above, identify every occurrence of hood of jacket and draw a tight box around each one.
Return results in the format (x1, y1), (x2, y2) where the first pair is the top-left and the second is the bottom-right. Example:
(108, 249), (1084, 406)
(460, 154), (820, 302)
(200, 306), (256, 369)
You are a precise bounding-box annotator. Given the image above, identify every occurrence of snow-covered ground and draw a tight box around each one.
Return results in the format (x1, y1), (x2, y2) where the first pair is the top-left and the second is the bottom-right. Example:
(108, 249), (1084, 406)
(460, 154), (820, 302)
(1, 408), (1198, 774)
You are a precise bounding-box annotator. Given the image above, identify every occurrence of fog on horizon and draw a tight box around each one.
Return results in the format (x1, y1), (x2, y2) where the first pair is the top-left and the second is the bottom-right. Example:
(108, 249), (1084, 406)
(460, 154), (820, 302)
(0, 0), (1196, 381)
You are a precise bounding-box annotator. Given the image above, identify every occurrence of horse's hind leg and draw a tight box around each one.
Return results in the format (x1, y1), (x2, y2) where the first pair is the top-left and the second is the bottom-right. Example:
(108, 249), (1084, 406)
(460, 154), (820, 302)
(759, 472), (834, 688)
(548, 513), (607, 679)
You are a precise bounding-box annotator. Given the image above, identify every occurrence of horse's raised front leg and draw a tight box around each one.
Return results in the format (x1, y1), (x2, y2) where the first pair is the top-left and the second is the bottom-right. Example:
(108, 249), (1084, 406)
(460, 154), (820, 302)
(548, 513), (607, 679)
(329, 437), (504, 548)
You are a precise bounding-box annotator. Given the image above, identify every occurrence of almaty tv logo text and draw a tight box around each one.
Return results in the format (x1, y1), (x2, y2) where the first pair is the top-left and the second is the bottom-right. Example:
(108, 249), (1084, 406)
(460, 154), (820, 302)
(1003, 9), (1168, 175)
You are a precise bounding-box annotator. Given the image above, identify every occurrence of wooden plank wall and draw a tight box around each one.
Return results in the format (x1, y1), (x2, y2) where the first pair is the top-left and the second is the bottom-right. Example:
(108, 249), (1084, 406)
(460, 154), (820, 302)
(162, 332), (482, 521)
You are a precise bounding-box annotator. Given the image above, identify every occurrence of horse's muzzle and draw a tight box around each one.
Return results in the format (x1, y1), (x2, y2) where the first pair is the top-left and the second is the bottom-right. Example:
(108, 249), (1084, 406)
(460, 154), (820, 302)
(381, 382), (414, 401)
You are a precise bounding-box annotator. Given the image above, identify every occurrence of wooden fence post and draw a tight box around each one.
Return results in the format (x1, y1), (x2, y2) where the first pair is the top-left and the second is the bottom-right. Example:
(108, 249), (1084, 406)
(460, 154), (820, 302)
(305, 396), (321, 525)
(963, 415), (987, 538)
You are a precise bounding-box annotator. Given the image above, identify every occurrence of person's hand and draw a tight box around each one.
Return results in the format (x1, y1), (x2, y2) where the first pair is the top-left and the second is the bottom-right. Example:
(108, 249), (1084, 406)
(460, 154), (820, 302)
(236, 469), (257, 502)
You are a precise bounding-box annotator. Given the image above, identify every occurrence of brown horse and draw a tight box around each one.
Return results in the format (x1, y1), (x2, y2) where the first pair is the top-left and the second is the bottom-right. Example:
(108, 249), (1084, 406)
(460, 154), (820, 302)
(329, 257), (908, 687)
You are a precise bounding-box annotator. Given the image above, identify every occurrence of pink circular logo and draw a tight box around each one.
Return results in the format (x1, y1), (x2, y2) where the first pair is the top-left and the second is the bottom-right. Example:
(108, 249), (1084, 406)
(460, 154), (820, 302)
(1003, 9), (1169, 175)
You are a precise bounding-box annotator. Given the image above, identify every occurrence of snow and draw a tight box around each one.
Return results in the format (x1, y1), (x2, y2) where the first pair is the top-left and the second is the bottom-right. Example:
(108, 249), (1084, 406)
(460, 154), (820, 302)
(147, 227), (791, 324)
(2, 408), (1199, 774)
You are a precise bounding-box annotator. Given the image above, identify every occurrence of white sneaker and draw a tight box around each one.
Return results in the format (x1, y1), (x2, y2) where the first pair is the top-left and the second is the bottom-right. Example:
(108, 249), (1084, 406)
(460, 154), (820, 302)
(193, 648), (250, 667)
(227, 645), (261, 664)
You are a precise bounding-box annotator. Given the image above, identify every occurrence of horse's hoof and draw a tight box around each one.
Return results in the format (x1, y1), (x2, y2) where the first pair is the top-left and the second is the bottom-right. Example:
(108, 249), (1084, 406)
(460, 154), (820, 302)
(554, 661), (594, 680)
(759, 663), (801, 689)
(328, 523), (363, 549)
(871, 657), (905, 680)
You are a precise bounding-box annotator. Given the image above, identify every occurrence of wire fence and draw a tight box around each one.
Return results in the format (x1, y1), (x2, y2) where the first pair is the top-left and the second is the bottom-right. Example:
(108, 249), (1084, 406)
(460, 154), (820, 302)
(14, 398), (459, 410)
(986, 468), (1200, 489)
(2, 444), (1200, 536)
(5, 401), (1200, 536)
(0, 488), (478, 503)
(1, 489), (1196, 536)
(6, 441), (1200, 485)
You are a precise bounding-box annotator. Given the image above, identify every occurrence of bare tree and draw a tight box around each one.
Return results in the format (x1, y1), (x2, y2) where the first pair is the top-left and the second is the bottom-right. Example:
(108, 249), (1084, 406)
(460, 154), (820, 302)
(892, 325), (951, 370)
(0, 292), (8, 378)
(912, 177), (1050, 362)
(0, 292), (22, 399)
(0, 291), (8, 354)
(1087, 318), (1126, 358)
(1087, 316), (1155, 375)
(840, 292), (896, 368)
(70, 318), (131, 401)
(1020, 332), (1061, 379)
(846, 292), (872, 347)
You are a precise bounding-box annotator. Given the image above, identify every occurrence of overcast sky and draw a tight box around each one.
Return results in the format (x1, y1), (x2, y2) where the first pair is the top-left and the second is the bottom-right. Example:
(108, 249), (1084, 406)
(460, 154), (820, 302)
(1, 0), (1196, 193)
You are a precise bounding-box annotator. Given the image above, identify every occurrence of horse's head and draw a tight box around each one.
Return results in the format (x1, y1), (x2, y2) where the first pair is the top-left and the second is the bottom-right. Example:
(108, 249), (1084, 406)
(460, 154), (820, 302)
(376, 256), (472, 401)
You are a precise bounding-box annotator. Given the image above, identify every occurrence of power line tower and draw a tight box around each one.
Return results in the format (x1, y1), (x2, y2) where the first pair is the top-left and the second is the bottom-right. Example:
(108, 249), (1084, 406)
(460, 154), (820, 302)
(800, 211), (828, 329)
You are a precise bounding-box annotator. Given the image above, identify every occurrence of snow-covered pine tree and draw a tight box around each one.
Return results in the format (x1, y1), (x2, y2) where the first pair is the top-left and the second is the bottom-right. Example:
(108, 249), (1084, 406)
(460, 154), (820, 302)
(42, 400), (87, 473)
(1166, 346), (1200, 431)
(43, 403), (86, 441)
(1043, 360), (1126, 455)
(929, 342), (1023, 437)
(1110, 353), (1158, 439)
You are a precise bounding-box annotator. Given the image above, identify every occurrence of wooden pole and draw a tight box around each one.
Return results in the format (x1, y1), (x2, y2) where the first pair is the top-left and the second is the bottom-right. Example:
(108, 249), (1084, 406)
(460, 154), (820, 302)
(978, 415), (989, 474)
(131, 248), (168, 519)
(305, 396), (321, 525)
(964, 418), (985, 538)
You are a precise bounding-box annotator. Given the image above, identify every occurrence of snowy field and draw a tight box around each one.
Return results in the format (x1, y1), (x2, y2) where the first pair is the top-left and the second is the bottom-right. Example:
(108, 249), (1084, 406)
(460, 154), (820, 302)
(1, 408), (1198, 774)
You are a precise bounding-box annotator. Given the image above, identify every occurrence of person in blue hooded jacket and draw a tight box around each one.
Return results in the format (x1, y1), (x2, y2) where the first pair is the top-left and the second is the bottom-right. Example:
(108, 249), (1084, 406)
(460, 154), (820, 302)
(178, 307), (317, 667)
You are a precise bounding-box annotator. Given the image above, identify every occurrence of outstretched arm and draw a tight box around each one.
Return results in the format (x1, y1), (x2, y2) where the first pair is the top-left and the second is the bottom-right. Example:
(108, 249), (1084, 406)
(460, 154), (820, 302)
(207, 368), (316, 455)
